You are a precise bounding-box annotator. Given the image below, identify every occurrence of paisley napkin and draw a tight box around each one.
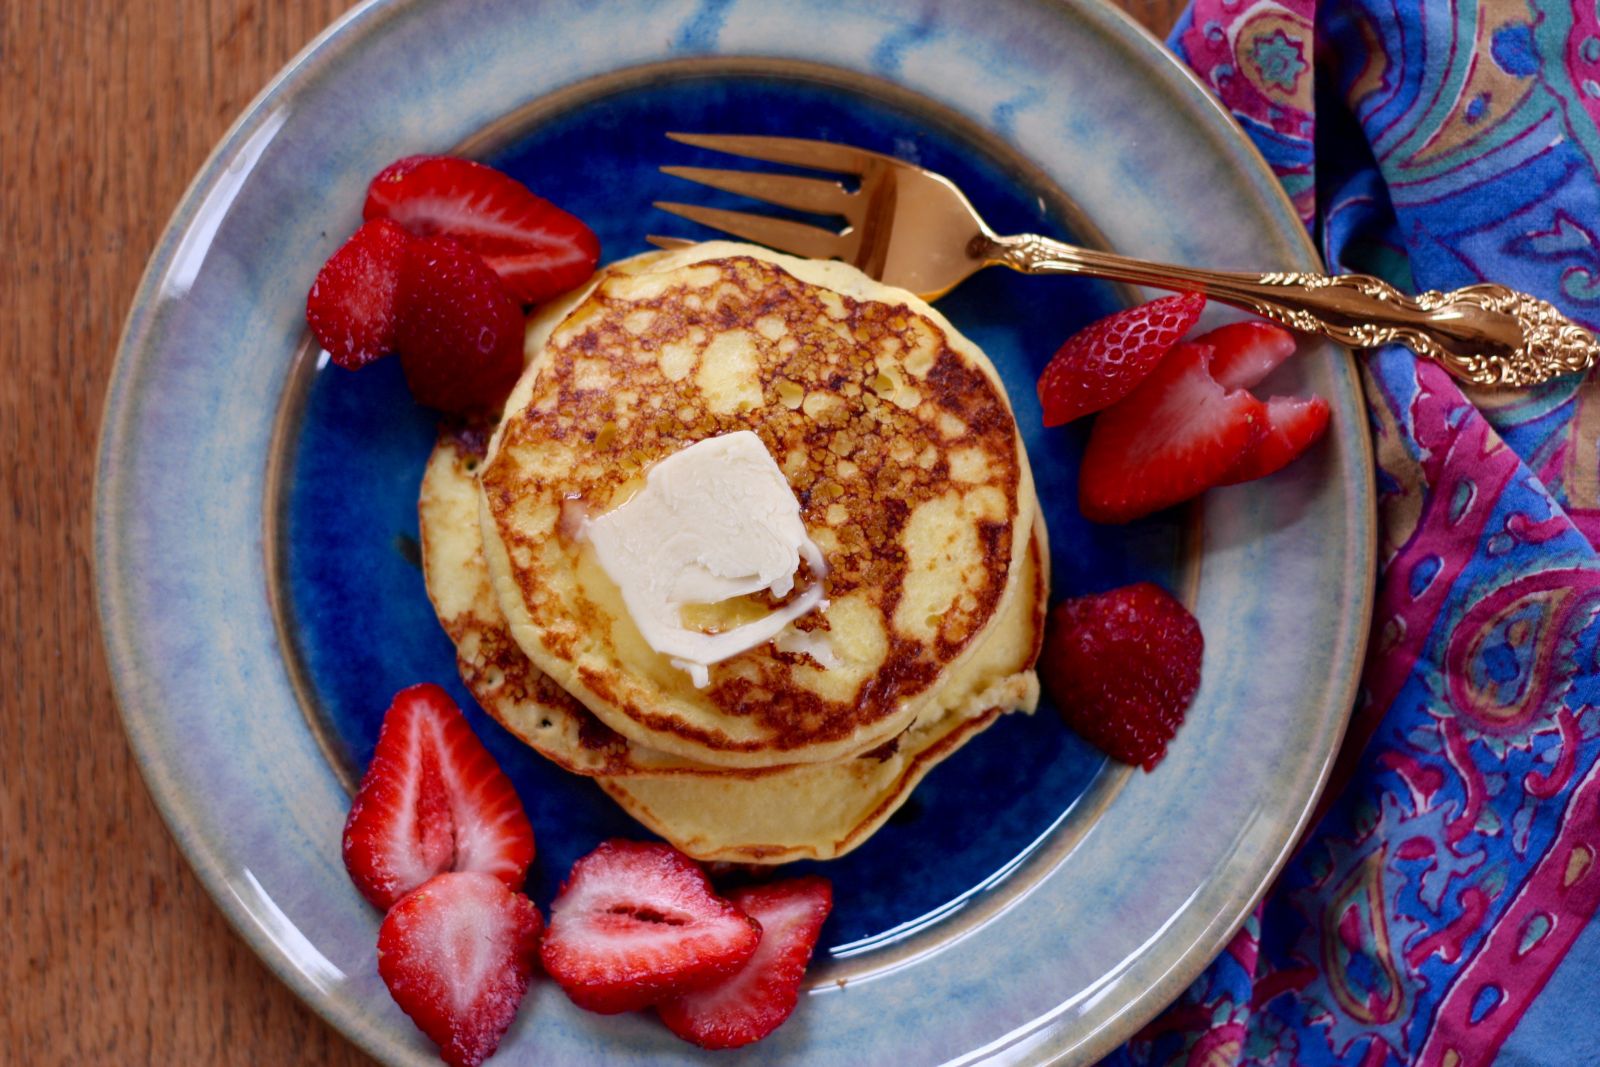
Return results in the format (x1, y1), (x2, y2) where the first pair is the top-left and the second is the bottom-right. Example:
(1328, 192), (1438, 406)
(1109, 3), (1600, 1064)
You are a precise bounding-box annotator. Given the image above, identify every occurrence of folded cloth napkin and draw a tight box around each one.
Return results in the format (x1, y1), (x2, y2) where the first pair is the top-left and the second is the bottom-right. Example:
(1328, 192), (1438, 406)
(1108, 3), (1600, 1065)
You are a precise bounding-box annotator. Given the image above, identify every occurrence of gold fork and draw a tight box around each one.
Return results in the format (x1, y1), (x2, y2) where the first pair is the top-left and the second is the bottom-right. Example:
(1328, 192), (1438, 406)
(652, 133), (1596, 388)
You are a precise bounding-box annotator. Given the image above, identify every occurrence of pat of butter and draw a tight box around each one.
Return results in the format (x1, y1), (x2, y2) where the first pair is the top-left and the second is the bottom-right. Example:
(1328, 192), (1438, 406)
(584, 431), (828, 687)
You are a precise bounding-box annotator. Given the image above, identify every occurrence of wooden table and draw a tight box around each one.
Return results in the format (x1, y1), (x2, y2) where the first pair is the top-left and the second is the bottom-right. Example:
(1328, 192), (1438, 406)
(1, 1), (1184, 1062)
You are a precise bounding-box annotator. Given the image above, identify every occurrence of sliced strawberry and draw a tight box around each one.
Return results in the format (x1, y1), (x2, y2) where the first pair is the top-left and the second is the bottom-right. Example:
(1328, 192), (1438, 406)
(306, 218), (413, 369)
(1040, 582), (1203, 771)
(343, 683), (535, 911)
(1197, 320), (1298, 390)
(378, 872), (543, 1067)
(1220, 394), (1330, 484)
(1036, 292), (1204, 427)
(364, 155), (600, 304)
(394, 236), (526, 417)
(540, 840), (762, 1015)
(1078, 342), (1267, 523)
(658, 877), (832, 1050)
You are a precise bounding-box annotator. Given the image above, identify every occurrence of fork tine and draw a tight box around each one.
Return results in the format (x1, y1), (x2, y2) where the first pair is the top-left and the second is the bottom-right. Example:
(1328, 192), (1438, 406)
(665, 132), (883, 175)
(660, 165), (856, 219)
(645, 235), (697, 251)
(653, 202), (849, 260)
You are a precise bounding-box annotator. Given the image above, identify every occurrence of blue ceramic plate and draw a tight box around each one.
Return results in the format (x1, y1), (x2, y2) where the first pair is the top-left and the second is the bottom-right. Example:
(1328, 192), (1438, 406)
(96, 1), (1375, 1063)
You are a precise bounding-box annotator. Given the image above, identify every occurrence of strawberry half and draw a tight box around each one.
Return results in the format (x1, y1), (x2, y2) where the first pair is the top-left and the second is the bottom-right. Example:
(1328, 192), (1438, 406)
(540, 840), (762, 1015)
(306, 218), (413, 369)
(378, 872), (543, 1067)
(342, 683), (535, 911)
(1036, 292), (1204, 427)
(365, 155), (600, 304)
(1040, 582), (1203, 771)
(395, 236), (526, 417)
(1078, 342), (1267, 523)
(658, 877), (833, 1050)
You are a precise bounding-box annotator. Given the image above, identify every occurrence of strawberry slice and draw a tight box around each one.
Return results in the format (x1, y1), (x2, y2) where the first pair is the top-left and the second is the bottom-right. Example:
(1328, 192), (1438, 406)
(540, 840), (762, 1015)
(658, 877), (833, 1050)
(343, 683), (535, 911)
(1036, 292), (1204, 426)
(1040, 582), (1203, 771)
(1220, 394), (1330, 484)
(378, 872), (543, 1067)
(364, 155), (600, 304)
(395, 236), (526, 417)
(1197, 320), (1298, 390)
(306, 218), (413, 369)
(1078, 342), (1267, 523)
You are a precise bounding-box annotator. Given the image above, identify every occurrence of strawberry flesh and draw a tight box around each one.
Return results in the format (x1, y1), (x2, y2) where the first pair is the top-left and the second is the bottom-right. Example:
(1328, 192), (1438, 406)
(1220, 393), (1330, 484)
(541, 840), (762, 1015)
(1078, 341), (1266, 523)
(658, 877), (833, 1050)
(395, 236), (526, 417)
(365, 155), (600, 304)
(378, 872), (543, 1067)
(1036, 292), (1204, 426)
(1197, 320), (1298, 391)
(306, 218), (413, 369)
(342, 683), (535, 911)
(1041, 582), (1203, 771)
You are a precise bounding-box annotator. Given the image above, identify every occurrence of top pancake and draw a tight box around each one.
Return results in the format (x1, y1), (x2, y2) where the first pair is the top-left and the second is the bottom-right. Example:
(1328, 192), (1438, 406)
(478, 242), (1036, 769)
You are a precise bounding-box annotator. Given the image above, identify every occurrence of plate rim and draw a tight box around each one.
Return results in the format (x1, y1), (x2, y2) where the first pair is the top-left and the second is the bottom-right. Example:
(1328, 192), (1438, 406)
(93, 0), (1378, 1063)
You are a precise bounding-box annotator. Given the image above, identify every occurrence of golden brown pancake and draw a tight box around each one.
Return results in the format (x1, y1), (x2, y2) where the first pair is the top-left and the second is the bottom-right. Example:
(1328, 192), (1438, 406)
(477, 243), (1038, 769)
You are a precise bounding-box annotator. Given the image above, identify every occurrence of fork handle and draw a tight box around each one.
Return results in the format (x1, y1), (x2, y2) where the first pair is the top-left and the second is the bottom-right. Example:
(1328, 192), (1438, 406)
(979, 233), (1597, 387)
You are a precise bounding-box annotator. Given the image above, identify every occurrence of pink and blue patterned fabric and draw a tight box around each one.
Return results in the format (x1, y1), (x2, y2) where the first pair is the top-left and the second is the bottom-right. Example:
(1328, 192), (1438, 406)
(1109, 3), (1600, 1065)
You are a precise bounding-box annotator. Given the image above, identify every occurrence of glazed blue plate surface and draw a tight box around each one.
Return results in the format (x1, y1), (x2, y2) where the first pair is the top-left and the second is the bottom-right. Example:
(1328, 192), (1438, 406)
(96, 2), (1376, 1064)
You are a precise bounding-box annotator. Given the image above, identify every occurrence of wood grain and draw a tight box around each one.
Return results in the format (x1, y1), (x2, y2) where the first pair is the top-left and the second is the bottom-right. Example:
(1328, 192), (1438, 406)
(0, 2), (1179, 1063)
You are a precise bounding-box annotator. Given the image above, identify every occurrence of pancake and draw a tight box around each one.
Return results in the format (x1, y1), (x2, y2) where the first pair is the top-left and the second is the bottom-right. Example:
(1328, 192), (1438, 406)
(477, 242), (1038, 769)
(594, 526), (1047, 863)
(421, 430), (1045, 781)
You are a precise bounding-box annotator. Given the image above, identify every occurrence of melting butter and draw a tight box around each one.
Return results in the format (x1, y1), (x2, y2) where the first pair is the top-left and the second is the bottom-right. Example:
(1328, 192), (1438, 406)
(584, 431), (828, 687)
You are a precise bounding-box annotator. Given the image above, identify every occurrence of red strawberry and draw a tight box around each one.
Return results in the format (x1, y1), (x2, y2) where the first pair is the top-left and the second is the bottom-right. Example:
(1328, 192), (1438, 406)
(1220, 394), (1330, 483)
(1078, 342), (1267, 523)
(342, 683), (535, 911)
(306, 218), (413, 369)
(378, 872), (543, 1067)
(1036, 292), (1204, 426)
(1198, 320), (1298, 390)
(540, 840), (762, 1015)
(365, 155), (600, 304)
(394, 236), (526, 416)
(1040, 582), (1203, 771)
(658, 877), (832, 1050)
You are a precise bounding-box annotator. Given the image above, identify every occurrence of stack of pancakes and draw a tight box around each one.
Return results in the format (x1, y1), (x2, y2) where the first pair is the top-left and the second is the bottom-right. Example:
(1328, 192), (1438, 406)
(419, 242), (1047, 863)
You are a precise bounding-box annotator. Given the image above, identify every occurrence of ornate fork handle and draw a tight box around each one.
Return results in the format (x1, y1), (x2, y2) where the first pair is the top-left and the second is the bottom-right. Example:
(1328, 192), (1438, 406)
(979, 233), (1597, 387)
